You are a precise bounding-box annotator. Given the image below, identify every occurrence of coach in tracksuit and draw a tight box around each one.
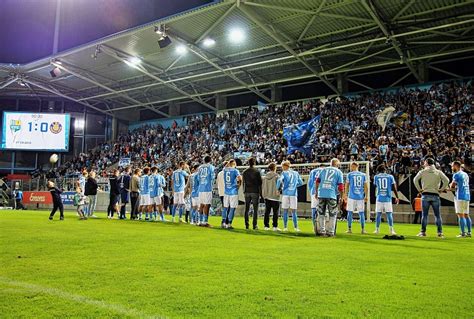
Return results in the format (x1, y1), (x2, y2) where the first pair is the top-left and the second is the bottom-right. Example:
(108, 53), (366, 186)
(48, 180), (64, 220)
(118, 167), (131, 219)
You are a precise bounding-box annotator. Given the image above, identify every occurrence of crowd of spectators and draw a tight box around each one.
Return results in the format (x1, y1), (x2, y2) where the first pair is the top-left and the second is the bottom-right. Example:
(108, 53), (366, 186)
(57, 80), (472, 176)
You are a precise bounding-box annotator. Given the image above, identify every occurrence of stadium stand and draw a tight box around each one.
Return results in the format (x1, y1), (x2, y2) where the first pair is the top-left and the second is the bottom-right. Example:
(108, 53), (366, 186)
(56, 79), (472, 176)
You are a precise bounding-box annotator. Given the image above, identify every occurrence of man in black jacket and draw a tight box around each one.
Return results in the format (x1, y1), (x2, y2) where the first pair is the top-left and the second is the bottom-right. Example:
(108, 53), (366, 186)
(47, 180), (64, 220)
(107, 169), (121, 219)
(84, 171), (98, 218)
(118, 167), (131, 219)
(242, 157), (262, 230)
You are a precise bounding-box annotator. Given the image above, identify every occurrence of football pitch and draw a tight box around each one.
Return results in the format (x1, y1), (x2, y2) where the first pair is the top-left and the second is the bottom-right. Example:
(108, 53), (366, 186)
(0, 210), (472, 318)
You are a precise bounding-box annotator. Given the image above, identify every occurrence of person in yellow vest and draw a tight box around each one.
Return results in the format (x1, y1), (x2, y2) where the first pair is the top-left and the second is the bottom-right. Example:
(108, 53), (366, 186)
(412, 193), (422, 224)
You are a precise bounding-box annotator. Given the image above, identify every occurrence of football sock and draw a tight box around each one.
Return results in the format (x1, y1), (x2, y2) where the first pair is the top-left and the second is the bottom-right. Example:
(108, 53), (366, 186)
(347, 211), (353, 229)
(222, 207), (228, 223)
(171, 205), (176, 217)
(292, 211), (298, 229)
(311, 208), (317, 226)
(178, 206), (183, 218)
(283, 210), (289, 228)
(375, 212), (382, 228)
(465, 215), (472, 233)
(228, 208), (236, 224)
(458, 215), (466, 233)
(359, 211), (366, 229)
(387, 212), (394, 227)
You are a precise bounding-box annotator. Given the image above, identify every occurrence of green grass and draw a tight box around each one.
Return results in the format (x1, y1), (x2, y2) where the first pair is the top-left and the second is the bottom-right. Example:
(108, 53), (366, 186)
(0, 210), (472, 319)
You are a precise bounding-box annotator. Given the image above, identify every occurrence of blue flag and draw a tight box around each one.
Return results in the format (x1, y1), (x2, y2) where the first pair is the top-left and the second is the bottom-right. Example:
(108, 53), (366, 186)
(283, 116), (320, 155)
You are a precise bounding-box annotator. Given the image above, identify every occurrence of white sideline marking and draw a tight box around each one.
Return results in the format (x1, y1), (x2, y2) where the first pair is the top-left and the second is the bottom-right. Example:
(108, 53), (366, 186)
(0, 277), (165, 319)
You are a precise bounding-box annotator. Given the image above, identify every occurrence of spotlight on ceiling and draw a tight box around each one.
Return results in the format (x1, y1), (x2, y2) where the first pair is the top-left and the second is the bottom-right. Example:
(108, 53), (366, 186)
(158, 36), (172, 49)
(202, 38), (216, 47)
(49, 67), (61, 78)
(18, 80), (26, 87)
(155, 24), (172, 48)
(176, 45), (187, 55)
(229, 28), (245, 43)
(124, 56), (142, 68)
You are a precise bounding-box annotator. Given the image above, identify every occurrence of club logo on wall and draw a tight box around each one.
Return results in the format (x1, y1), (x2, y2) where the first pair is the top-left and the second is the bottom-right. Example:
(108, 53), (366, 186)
(10, 119), (21, 133)
(50, 122), (62, 134)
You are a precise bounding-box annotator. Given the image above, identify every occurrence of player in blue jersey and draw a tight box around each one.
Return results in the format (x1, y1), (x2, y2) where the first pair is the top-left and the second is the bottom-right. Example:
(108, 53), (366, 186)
(198, 155), (215, 227)
(308, 165), (322, 228)
(153, 167), (167, 222)
(373, 165), (399, 235)
(344, 162), (368, 234)
(315, 158), (344, 237)
(450, 161), (471, 237)
(222, 159), (242, 229)
(186, 164), (201, 225)
(171, 161), (190, 222)
(138, 167), (151, 220)
(276, 160), (303, 232)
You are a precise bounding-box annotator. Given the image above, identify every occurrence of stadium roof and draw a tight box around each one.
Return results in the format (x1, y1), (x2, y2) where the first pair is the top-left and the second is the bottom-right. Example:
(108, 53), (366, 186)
(1, 0), (474, 119)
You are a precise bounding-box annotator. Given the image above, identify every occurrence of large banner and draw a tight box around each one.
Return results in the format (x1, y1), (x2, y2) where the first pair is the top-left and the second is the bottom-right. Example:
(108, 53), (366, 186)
(283, 116), (320, 155)
(22, 191), (53, 205)
(1, 112), (70, 151)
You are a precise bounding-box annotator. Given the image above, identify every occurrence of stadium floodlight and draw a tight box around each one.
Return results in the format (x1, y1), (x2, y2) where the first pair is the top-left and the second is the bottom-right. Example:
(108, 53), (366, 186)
(228, 28), (245, 43)
(155, 24), (172, 48)
(202, 38), (216, 47)
(125, 56), (142, 67)
(49, 67), (61, 78)
(74, 119), (85, 130)
(175, 45), (187, 55)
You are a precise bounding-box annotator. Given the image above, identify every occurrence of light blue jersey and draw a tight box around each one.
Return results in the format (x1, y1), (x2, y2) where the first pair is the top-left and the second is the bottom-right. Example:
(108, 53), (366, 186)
(223, 167), (241, 196)
(308, 168), (322, 195)
(346, 171), (366, 200)
(317, 167), (344, 200)
(148, 174), (157, 197)
(191, 173), (200, 198)
(140, 175), (149, 195)
(453, 171), (470, 201)
(198, 163), (215, 192)
(277, 169), (303, 196)
(172, 169), (189, 193)
(374, 173), (396, 202)
(155, 174), (166, 197)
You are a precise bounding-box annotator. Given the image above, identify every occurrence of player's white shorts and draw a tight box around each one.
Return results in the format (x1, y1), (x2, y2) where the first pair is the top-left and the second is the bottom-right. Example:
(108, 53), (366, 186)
(454, 199), (470, 214)
(347, 198), (365, 212)
(375, 201), (393, 213)
(191, 196), (200, 207)
(153, 196), (163, 206)
(139, 194), (151, 206)
(199, 192), (212, 205)
(282, 195), (297, 210)
(224, 194), (239, 208)
(311, 195), (319, 209)
(174, 192), (185, 205)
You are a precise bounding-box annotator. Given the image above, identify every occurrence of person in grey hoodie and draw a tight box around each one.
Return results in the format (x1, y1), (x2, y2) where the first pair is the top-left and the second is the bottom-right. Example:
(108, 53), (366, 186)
(262, 162), (281, 231)
(413, 158), (450, 237)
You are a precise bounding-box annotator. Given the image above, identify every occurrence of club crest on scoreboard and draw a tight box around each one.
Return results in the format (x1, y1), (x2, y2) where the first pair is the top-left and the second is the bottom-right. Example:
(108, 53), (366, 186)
(50, 122), (63, 134)
(10, 119), (21, 133)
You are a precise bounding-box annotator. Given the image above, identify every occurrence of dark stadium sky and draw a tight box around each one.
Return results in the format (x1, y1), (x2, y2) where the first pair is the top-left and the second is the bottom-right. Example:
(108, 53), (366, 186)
(0, 0), (212, 64)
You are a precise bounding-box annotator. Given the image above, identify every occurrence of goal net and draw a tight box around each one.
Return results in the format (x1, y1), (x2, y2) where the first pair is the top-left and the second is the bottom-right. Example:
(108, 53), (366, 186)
(235, 161), (371, 220)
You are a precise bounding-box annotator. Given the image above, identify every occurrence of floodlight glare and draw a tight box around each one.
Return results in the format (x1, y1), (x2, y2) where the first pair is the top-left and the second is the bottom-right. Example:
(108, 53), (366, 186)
(229, 28), (245, 43)
(202, 38), (216, 47)
(176, 45), (187, 55)
(127, 57), (141, 66)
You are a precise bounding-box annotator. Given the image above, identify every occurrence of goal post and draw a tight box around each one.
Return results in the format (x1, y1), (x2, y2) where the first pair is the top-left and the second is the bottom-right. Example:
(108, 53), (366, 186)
(236, 161), (371, 221)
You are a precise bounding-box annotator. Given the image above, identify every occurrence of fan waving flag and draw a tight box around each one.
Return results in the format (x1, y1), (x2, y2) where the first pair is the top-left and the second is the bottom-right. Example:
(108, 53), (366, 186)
(283, 115), (320, 155)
